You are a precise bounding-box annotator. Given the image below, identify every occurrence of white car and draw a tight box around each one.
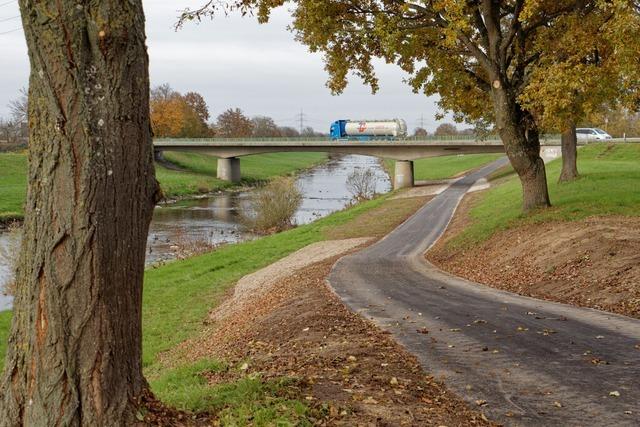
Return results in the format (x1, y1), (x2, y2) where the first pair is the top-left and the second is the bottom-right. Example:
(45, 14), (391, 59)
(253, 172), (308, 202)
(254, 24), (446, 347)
(576, 128), (612, 141)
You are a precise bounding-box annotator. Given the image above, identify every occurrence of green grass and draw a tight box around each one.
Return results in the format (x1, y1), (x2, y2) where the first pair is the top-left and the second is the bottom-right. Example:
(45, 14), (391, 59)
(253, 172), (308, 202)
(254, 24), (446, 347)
(150, 359), (310, 424)
(0, 311), (11, 363)
(450, 143), (640, 248)
(385, 153), (503, 181)
(0, 151), (327, 219)
(0, 152), (28, 223)
(158, 152), (327, 197)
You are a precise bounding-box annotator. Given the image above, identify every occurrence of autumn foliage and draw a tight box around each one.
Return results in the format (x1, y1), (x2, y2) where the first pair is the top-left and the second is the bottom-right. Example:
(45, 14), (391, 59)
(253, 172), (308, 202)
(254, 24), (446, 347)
(180, 1), (640, 212)
(150, 84), (212, 138)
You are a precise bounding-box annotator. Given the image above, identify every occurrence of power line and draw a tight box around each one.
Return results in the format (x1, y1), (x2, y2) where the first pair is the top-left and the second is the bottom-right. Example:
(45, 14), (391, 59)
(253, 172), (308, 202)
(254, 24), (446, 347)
(0, 15), (19, 22)
(295, 108), (307, 134)
(0, 0), (17, 8)
(0, 26), (20, 35)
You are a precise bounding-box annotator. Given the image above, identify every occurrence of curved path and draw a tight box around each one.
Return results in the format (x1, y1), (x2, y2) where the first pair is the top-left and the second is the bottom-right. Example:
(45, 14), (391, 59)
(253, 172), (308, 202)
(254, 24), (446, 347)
(328, 159), (640, 426)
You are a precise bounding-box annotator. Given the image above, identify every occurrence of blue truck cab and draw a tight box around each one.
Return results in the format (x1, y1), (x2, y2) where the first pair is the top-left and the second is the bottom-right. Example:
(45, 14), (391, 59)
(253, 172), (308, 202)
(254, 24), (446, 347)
(329, 120), (348, 140)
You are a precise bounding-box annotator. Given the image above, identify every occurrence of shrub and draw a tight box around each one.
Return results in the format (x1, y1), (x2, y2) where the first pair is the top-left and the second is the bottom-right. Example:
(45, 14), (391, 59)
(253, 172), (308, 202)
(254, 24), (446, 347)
(244, 177), (303, 233)
(346, 168), (378, 201)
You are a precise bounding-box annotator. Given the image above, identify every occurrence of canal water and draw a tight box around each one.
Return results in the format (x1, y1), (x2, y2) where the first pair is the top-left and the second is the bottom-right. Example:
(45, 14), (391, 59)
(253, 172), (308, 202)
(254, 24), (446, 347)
(0, 154), (391, 310)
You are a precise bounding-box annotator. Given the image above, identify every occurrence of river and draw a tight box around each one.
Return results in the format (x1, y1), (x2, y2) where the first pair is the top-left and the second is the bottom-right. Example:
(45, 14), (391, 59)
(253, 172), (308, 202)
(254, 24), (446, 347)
(0, 154), (391, 310)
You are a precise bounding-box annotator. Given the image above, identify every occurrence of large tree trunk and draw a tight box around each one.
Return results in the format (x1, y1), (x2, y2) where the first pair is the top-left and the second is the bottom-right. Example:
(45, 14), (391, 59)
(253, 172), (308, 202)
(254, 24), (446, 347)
(559, 124), (579, 183)
(492, 86), (551, 211)
(0, 1), (159, 425)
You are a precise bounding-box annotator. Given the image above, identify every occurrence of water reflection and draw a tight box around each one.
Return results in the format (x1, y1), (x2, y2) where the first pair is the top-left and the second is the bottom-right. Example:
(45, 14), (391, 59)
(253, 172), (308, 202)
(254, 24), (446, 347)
(0, 154), (391, 307)
(146, 154), (391, 263)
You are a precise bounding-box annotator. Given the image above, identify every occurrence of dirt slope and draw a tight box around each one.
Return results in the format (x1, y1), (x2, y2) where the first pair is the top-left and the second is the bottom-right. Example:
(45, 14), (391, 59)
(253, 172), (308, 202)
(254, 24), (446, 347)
(428, 196), (640, 319)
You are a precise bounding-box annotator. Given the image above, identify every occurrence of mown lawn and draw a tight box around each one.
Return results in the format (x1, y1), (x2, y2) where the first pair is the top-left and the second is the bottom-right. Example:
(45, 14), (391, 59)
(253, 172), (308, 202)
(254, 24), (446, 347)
(385, 153), (504, 181)
(0, 152), (28, 223)
(449, 143), (640, 248)
(158, 151), (327, 198)
(0, 151), (327, 219)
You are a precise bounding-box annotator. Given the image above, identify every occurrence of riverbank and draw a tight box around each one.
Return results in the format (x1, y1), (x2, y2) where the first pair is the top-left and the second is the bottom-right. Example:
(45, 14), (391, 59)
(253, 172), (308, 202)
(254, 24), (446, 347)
(157, 151), (328, 198)
(0, 151), (328, 224)
(0, 189), (497, 424)
(428, 143), (640, 318)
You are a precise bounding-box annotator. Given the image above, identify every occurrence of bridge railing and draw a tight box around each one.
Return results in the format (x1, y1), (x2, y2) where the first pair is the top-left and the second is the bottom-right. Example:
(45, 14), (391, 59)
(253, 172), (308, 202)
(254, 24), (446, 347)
(154, 134), (517, 143)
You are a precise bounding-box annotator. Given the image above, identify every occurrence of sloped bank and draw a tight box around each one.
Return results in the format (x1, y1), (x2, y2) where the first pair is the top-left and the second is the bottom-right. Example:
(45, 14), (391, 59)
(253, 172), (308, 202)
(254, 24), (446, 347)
(428, 143), (640, 319)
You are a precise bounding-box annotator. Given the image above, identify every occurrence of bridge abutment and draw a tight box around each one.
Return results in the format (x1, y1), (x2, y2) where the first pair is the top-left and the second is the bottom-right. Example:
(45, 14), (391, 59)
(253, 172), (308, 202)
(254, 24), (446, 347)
(394, 160), (414, 190)
(217, 157), (241, 183)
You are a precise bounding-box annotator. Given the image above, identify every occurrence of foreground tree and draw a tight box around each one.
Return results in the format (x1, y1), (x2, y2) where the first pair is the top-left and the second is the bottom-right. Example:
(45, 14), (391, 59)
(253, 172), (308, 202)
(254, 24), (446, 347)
(1, 0), (159, 424)
(180, 0), (640, 211)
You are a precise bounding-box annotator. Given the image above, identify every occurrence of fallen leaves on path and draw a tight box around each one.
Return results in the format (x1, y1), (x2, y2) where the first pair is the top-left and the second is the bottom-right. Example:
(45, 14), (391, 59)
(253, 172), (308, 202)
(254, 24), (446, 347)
(165, 254), (494, 426)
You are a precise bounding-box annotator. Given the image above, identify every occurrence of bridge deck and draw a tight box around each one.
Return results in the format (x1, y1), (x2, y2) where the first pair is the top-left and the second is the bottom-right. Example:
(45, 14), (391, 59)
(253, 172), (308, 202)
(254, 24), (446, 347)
(153, 139), (511, 161)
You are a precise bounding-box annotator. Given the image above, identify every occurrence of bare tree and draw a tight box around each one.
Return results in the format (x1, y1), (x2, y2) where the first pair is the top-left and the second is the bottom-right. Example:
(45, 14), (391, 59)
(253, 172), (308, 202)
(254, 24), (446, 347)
(434, 123), (459, 137)
(8, 88), (28, 125)
(251, 116), (281, 137)
(413, 127), (428, 137)
(278, 126), (300, 137)
(150, 82), (176, 102)
(0, 119), (22, 147)
(346, 168), (378, 201)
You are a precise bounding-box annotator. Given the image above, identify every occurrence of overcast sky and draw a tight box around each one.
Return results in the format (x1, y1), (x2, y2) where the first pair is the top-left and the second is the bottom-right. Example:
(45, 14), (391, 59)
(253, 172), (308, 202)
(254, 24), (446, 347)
(0, 0), (451, 132)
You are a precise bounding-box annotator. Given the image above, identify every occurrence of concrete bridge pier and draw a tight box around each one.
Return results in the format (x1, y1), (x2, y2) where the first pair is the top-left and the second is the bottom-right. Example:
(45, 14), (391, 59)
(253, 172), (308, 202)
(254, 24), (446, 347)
(394, 160), (414, 190)
(217, 157), (241, 183)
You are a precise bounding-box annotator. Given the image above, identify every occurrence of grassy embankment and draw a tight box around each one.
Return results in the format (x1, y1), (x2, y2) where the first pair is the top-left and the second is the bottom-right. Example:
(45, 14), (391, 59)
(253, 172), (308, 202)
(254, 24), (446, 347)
(0, 151), (327, 222)
(447, 143), (640, 249)
(384, 153), (504, 181)
(0, 152), (502, 423)
(157, 151), (327, 197)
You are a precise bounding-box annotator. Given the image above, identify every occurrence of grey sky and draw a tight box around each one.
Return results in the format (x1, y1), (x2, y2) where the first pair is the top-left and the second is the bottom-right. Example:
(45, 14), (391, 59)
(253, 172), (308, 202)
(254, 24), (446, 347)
(0, 0), (450, 132)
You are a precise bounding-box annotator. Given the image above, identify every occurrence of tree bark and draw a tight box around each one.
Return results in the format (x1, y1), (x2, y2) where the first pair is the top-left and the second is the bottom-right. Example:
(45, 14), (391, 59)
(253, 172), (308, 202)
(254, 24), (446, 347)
(0, 1), (159, 425)
(492, 85), (551, 211)
(559, 124), (579, 183)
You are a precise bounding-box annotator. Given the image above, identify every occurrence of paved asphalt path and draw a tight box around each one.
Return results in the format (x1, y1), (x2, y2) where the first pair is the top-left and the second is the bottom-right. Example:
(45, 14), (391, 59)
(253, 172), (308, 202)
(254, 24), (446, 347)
(328, 159), (640, 426)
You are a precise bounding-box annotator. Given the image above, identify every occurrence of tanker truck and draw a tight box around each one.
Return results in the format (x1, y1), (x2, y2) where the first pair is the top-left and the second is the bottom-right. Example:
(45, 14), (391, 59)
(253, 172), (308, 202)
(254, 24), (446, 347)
(329, 119), (408, 140)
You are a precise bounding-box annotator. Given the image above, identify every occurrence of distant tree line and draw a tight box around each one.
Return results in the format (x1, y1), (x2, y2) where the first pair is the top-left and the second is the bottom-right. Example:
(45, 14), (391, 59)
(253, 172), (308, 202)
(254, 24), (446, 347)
(413, 123), (475, 138)
(150, 84), (323, 139)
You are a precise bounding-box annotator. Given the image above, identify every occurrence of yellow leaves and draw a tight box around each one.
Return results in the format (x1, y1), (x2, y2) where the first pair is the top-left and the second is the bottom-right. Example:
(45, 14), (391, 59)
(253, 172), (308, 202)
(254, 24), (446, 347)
(150, 90), (211, 138)
(151, 96), (186, 138)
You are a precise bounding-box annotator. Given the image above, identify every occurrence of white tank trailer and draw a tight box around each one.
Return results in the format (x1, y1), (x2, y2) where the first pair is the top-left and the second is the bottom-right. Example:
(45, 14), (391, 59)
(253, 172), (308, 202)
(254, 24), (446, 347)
(330, 119), (408, 140)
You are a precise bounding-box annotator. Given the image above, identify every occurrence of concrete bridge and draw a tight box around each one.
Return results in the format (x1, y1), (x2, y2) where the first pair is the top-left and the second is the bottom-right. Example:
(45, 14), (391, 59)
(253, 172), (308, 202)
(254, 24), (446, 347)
(153, 138), (555, 189)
